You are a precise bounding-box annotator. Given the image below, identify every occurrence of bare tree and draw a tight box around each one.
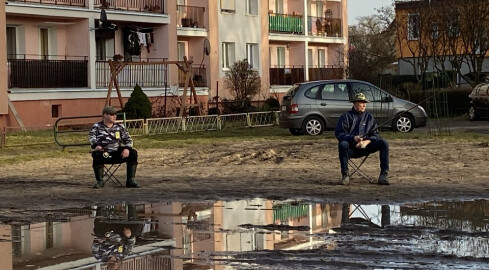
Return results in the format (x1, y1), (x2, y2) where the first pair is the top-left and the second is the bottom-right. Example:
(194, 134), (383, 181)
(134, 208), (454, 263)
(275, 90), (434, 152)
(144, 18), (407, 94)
(224, 59), (261, 110)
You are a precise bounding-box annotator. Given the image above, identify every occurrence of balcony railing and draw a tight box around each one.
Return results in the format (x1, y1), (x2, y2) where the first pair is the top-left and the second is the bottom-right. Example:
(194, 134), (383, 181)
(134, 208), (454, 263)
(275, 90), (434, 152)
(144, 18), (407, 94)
(269, 66), (305, 85)
(269, 13), (303, 34)
(308, 66), (343, 81)
(177, 5), (206, 28)
(94, 0), (165, 13)
(7, 0), (86, 7)
(8, 55), (88, 88)
(178, 65), (207, 87)
(96, 58), (168, 88)
(307, 16), (342, 37)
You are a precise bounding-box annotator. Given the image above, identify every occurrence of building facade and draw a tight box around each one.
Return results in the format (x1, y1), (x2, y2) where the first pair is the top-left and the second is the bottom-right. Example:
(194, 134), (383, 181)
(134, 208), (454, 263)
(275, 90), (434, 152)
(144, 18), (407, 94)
(0, 0), (347, 129)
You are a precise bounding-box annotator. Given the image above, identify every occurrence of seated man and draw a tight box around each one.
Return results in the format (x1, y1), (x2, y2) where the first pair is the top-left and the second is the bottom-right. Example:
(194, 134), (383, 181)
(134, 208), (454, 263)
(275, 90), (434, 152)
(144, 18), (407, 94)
(334, 93), (389, 186)
(89, 106), (140, 188)
(91, 228), (136, 270)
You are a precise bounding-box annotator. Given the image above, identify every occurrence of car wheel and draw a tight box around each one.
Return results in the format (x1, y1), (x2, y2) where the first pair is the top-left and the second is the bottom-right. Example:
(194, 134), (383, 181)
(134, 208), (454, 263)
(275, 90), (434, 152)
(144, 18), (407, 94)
(468, 106), (478, 121)
(289, 128), (303, 136)
(302, 116), (324, 136)
(393, 114), (414, 132)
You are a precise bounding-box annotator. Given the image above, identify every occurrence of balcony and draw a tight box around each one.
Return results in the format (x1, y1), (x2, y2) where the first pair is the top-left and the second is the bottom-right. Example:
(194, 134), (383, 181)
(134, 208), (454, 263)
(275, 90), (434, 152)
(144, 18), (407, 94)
(177, 5), (206, 28)
(7, 0), (87, 7)
(269, 13), (303, 35)
(269, 66), (305, 85)
(94, 0), (165, 13)
(178, 65), (207, 87)
(307, 16), (342, 37)
(95, 58), (167, 88)
(8, 55), (88, 88)
(308, 66), (343, 81)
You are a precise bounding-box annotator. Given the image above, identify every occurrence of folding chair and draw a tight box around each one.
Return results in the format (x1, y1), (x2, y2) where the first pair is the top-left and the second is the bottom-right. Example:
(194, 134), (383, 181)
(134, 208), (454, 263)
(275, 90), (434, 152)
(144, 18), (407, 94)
(103, 163), (124, 187)
(348, 155), (375, 183)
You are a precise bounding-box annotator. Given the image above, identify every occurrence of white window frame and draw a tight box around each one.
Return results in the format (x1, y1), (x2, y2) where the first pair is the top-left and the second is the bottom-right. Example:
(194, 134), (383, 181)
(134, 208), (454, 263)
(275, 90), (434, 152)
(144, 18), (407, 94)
(408, 13), (420, 40)
(246, 0), (258, 15)
(246, 43), (259, 70)
(316, 1), (324, 17)
(222, 42), (235, 69)
(221, 0), (235, 13)
(275, 0), (284, 14)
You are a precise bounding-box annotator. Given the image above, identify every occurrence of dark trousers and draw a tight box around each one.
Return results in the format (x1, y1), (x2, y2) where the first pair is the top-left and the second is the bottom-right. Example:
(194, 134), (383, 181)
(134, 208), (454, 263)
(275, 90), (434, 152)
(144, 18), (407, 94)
(92, 148), (138, 167)
(338, 139), (389, 174)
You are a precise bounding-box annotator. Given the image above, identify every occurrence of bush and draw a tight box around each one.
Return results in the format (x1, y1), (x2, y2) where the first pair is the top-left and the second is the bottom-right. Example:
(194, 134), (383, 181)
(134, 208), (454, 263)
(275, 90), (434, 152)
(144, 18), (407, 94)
(262, 97), (280, 111)
(124, 84), (152, 119)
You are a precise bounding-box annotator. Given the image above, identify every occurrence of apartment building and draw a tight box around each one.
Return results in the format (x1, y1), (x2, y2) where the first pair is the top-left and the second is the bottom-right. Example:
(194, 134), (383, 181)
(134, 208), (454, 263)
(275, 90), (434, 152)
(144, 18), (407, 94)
(0, 0), (347, 129)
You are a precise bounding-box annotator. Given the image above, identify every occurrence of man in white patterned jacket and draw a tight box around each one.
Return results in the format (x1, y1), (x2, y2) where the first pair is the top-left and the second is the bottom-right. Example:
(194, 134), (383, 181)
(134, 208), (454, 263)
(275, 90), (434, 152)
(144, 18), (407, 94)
(89, 106), (140, 188)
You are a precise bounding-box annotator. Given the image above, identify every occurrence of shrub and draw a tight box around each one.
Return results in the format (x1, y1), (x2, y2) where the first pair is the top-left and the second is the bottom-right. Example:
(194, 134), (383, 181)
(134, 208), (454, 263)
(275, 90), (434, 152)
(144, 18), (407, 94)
(124, 84), (152, 119)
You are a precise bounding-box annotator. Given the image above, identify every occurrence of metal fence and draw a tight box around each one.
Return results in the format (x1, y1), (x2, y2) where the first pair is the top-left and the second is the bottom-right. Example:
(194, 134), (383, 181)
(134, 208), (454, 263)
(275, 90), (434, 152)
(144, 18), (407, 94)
(51, 112), (279, 148)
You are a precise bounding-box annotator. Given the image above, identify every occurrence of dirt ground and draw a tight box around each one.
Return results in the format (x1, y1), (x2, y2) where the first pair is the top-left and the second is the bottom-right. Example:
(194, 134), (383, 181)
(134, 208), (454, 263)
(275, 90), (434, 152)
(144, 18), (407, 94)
(1, 119), (489, 212)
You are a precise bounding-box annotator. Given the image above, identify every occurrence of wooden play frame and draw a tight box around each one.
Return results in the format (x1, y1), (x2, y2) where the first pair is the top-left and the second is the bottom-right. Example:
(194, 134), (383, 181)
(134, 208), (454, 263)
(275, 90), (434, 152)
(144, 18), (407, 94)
(105, 56), (201, 117)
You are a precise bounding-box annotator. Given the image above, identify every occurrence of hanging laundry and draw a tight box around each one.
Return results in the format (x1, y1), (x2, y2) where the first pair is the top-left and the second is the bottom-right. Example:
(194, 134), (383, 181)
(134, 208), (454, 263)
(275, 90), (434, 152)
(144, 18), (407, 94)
(137, 32), (147, 47)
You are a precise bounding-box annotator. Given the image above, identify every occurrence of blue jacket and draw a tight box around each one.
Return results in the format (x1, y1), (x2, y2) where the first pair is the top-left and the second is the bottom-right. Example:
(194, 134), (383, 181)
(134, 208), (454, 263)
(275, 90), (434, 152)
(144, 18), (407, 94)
(335, 107), (379, 144)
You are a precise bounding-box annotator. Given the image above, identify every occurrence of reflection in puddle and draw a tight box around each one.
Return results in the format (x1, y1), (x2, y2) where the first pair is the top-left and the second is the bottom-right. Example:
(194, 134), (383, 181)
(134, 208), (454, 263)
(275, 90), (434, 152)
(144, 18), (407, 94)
(1, 199), (489, 269)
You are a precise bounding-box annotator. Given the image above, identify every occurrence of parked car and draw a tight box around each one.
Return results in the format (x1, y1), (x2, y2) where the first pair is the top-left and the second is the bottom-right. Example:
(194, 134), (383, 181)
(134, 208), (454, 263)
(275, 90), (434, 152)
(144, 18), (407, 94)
(279, 79), (428, 136)
(468, 83), (489, 121)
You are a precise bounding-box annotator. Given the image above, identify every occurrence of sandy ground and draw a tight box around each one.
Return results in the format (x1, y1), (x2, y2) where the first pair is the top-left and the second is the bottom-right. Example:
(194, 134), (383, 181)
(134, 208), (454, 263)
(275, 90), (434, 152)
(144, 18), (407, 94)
(1, 120), (489, 212)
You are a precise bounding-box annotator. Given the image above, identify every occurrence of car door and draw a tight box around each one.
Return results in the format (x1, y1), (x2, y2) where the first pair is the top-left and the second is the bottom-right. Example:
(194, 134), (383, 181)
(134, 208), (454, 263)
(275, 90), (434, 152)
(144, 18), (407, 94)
(349, 82), (392, 125)
(316, 82), (351, 127)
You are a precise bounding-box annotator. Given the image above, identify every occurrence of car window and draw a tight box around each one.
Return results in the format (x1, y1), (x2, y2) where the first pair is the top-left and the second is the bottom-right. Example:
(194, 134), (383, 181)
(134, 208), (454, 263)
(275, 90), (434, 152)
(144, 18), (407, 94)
(350, 82), (388, 102)
(284, 85), (299, 97)
(304, 85), (321, 99)
(320, 83), (349, 100)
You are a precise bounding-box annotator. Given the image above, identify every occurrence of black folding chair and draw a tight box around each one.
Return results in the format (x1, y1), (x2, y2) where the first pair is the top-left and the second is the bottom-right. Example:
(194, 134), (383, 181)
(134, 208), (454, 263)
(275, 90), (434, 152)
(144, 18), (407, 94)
(103, 163), (124, 187)
(348, 154), (375, 183)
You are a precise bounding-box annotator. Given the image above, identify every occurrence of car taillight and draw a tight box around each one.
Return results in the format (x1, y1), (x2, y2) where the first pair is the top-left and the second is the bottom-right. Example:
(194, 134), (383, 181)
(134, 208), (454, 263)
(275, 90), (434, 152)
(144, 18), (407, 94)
(289, 104), (299, 114)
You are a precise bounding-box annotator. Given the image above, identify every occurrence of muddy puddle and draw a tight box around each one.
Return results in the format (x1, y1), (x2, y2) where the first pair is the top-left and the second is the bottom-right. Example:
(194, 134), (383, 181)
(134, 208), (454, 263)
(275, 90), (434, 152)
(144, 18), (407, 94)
(2, 199), (489, 269)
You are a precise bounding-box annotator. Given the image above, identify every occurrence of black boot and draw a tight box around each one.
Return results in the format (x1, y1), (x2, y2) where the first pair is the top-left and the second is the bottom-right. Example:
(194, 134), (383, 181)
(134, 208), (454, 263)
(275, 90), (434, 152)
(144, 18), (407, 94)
(126, 163), (140, 188)
(93, 165), (105, 189)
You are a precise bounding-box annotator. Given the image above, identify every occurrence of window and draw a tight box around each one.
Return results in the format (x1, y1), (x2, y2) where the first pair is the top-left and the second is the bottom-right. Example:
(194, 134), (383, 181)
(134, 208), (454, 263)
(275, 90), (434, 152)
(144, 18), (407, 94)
(246, 43), (259, 69)
(246, 0), (258, 15)
(222, 42), (235, 69)
(448, 18), (460, 38)
(351, 83), (386, 102)
(304, 85), (320, 99)
(408, 13), (419, 40)
(316, 2), (324, 17)
(321, 83), (349, 100)
(6, 27), (16, 60)
(177, 42), (186, 61)
(96, 31), (115, 60)
(40, 28), (49, 59)
(275, 0), (284, 14)
(221, 0), (235, 13)
(318, 49), (325, 67)
(308, 49), (313, 67)
(52, 105), (61, 118)
(431, 22), (439, 40)
(277, 47), (285, 68)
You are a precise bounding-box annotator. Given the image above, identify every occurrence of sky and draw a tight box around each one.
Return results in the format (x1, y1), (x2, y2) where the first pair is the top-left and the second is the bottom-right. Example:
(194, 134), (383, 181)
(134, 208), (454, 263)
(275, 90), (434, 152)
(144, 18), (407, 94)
(348, 0), (394, 25)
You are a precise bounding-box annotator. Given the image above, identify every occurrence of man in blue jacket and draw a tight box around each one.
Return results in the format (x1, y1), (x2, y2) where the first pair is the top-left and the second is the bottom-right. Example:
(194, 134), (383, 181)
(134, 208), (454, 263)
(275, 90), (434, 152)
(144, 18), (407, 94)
(335, 93), (389, 185)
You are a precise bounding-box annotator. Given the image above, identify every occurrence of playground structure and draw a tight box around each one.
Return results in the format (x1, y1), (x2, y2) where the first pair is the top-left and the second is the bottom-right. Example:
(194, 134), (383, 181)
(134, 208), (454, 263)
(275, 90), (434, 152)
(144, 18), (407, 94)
(105, 56), (201, 117)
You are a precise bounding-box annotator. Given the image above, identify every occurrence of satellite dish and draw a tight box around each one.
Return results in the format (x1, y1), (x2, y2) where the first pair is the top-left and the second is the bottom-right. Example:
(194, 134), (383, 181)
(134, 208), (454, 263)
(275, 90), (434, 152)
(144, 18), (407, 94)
(203, 38), (210, 56)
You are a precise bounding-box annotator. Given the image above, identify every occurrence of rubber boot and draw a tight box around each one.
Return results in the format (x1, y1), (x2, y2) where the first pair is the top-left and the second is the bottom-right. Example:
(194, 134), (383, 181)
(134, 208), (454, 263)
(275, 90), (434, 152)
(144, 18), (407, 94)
(126, 163), (140, 188)
(341, 172), (350, 186)
(93, 165), (105, 189)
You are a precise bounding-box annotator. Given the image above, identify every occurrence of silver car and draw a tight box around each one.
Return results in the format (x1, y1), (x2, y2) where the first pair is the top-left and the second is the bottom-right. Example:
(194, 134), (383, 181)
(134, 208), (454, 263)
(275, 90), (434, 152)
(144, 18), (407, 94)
(279, 79), (428, 135)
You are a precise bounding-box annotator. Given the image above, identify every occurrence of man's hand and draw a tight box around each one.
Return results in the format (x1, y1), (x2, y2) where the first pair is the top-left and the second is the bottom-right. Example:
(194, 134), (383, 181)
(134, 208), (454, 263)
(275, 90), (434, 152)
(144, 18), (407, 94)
(356, 139), (371, 149)
(121, 149), (130, 158)
(94, 145), (103, 151)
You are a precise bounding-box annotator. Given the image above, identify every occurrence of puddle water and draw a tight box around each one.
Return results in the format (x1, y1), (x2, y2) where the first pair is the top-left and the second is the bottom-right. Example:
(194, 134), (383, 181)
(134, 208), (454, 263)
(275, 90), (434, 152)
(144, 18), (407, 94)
(1, 199), (489, 269)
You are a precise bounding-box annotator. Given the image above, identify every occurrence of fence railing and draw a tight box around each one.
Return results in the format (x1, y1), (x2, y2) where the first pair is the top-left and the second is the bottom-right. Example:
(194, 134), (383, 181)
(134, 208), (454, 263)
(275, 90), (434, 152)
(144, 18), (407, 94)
(52, 112), (279, 148)
(307, 16), (342, 37)
(7, 0), (87, 7)
(269, 66), (305, 85)
(308, 67), (343, 81)
(8, 55), (88, 88)
(269, 13), (303, 34)
(93, 0), (165, 13)
(95, 59), (167, 88)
